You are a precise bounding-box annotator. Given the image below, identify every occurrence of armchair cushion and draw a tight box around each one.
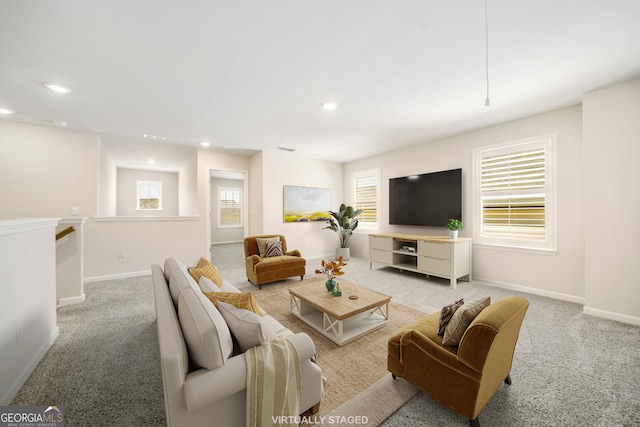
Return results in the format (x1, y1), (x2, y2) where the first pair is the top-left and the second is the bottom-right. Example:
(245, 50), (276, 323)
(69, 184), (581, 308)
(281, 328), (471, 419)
(265, 241), (284, 257)
(443, 297), (491, 346)
(437, 298), (464, 336)
(256, 236), (280, 258)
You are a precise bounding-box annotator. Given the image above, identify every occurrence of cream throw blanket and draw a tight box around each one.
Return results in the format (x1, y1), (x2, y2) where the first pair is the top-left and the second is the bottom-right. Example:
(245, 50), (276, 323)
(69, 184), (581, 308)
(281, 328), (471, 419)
(245, 330), (301, 427)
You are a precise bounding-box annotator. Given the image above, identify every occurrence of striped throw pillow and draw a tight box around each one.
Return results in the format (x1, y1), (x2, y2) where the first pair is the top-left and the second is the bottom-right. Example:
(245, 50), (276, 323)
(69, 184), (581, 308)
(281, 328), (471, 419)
(265, 241), (283, 258)
(203, 292), (263, 317)
(188, 257), (223, 287)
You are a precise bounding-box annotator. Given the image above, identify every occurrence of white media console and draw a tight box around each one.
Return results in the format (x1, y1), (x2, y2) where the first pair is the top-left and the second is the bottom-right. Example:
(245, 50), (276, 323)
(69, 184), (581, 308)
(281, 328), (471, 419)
(369, 232), (472, 289)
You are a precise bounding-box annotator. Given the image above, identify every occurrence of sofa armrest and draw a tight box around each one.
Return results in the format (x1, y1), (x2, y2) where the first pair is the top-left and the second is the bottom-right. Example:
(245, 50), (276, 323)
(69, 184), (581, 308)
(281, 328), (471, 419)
(183, 354), (247, 413)
(285, 249), (301, 257)
(286, 332), (316, 362)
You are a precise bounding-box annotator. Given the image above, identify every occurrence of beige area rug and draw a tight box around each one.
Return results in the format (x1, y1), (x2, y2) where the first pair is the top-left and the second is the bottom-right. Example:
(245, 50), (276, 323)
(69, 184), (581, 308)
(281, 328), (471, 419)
(252, 279), (425, 426)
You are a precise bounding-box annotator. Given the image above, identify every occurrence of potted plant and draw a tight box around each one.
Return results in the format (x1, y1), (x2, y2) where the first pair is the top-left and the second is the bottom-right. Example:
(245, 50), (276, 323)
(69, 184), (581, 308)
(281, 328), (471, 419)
(446, 218), (464, 239)
(323, 203), (364, 261)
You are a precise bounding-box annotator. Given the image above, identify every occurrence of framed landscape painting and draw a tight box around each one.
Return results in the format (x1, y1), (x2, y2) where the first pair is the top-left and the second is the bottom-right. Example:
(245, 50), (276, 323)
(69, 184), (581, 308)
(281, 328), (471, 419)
(283, 186), (331, 223)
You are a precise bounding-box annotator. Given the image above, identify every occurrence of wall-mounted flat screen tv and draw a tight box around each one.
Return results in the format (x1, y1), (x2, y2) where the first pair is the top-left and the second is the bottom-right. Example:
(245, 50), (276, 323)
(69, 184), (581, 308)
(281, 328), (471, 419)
(389, 168), (462, 227)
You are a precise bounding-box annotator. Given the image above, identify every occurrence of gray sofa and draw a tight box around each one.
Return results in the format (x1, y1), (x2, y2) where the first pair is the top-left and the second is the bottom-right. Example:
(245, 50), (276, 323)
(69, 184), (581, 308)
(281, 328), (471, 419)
(151, 257), (323, 426)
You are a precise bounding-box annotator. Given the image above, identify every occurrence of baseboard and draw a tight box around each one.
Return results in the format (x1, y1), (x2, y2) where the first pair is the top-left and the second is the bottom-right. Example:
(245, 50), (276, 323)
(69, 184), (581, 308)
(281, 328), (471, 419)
(583, 306), (640, 326)
(1, 326), (59, 405)
(474, 276), (586, 305)
(57, 293), (86, 307)
(212, 240), (243, 245)
(84, 270), (151, 283)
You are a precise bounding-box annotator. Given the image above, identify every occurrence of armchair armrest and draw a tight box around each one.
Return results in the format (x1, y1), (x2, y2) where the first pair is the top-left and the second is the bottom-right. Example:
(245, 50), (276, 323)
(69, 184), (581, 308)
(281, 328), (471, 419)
(400, 329), (480, 378)
(285, 249), (301, 257)
(246, 254), (260, 265)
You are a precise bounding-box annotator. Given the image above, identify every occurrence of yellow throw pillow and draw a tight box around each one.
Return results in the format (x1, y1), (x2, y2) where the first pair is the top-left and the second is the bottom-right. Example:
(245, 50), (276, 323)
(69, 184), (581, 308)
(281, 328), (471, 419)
(188, 257), (223, 287)
(203, 292), (263, 317)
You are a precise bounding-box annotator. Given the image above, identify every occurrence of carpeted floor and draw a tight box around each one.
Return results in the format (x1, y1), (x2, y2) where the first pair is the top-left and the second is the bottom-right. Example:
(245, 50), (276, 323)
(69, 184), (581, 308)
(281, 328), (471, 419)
(11, 243), (640, 426)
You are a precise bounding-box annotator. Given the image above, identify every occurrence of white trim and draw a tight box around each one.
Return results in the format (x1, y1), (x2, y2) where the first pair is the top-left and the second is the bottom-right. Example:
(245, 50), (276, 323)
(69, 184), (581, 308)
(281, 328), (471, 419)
(93, 216), (199, 222)
(57, 293), (86, 307)
(84, 270), (150, 283)
(1, 326), (59, 405)
(473, 243), (557, 256)
(583, 306), (640, 326)
(212, 240), (244, 245)
(0, 218), (60, 236)
(473, 275), (585, 305)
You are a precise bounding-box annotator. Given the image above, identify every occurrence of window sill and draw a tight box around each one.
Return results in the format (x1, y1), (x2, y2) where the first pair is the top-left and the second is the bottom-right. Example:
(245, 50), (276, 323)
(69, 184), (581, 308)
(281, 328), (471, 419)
(473, 242), (557, 256)
(93, 216), (199, 222)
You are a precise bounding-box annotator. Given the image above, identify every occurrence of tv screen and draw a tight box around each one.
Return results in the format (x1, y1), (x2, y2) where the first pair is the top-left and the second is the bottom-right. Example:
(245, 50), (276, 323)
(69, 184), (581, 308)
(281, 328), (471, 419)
(389, 168), (462, 227)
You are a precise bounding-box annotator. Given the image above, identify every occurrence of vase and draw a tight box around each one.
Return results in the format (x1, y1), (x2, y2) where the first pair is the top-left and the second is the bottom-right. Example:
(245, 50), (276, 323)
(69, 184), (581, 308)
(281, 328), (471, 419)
(336, 247), (350, 261)
(325, 279), (336, 292)
(449, 230), (458, 239)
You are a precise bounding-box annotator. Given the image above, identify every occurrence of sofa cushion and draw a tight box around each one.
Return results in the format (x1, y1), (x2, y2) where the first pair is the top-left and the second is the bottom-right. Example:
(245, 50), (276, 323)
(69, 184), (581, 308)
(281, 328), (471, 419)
(256, 236), (280, 258)
(163, 257), (186, 282)
(217, 302), (277, 352)
(188, 257), (224, 287)
(443, 297), (491, 346)
(203, 292), (263, 317)
(178, 286), (234, 370)
(437, 299), (464, 336)
(169, 268), (195, 306)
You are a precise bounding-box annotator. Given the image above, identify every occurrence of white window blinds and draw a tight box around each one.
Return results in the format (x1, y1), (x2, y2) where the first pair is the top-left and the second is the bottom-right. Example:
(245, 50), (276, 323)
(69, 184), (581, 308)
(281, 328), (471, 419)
(219, 189), (242, 227)
(352, 169), (380, 231)
(474, 135), (556, 251)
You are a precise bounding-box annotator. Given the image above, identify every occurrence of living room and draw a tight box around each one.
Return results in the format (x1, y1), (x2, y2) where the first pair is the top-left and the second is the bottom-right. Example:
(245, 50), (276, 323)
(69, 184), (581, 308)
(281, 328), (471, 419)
(1, 1), (639, 425)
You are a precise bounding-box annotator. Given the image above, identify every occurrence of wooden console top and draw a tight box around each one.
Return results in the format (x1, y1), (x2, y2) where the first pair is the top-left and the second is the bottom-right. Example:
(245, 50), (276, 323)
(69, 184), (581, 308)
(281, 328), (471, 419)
(369, 232), (472, 243)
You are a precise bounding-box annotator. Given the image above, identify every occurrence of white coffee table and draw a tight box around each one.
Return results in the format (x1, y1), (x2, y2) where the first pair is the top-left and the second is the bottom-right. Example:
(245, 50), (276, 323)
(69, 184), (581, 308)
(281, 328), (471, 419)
(289, 278), (391, 346)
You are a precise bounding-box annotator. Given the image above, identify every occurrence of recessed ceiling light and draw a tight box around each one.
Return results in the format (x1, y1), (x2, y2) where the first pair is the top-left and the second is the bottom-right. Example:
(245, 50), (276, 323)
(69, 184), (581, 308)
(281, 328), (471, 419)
(0, 108), (14, 114)
(52, 120), (68, 127)
(322, 101), (337, 110)
(43, 82), (71, 94)
(148, 159), (155, 164)
(200, 141), (211, 147)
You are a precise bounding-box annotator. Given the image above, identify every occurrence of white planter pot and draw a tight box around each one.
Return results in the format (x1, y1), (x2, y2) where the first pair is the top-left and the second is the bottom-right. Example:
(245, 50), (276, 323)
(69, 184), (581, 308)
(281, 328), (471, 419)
(449, 230), (459, 239)
(336, 247), (351, 261)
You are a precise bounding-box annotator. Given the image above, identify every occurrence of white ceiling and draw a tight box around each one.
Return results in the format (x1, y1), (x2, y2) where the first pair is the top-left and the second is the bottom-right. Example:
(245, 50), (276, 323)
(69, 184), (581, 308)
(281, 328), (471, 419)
(1, 1), (639, 171)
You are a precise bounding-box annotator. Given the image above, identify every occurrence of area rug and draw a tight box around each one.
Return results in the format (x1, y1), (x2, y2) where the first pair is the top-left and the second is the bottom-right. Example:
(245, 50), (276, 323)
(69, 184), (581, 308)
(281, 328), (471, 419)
(251, 279), (425, 425)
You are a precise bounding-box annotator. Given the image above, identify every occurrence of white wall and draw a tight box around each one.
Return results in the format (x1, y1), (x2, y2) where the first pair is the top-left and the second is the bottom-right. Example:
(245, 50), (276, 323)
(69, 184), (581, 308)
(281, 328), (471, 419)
(0, 219), (59, 404)
(259, 151), (344, 260)
(97, 138), (117, 217)
(116, 167), (179, 216)
(345, 105), (586, 302)
(179, 152), (198, 216)
(583, 78), (640, 323)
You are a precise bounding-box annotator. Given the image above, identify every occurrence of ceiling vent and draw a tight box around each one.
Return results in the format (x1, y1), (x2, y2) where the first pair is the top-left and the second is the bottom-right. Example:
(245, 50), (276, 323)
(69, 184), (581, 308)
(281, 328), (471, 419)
(276, 146), (295, 152)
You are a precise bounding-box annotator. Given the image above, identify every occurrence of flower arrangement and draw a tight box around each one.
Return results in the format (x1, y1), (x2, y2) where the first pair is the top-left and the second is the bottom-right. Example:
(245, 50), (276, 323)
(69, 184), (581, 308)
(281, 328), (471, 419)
(315, 256), (347, 282)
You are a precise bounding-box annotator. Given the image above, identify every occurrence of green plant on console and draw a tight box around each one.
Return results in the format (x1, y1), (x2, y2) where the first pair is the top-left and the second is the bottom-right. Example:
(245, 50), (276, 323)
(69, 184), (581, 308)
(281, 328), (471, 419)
(323, 203), (364, 248)
(446, 218), (464, 231)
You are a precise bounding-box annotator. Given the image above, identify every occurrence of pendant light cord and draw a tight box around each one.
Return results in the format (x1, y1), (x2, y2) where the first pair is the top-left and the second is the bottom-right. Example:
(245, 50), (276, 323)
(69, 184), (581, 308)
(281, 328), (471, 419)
(484, 0), (490, 107)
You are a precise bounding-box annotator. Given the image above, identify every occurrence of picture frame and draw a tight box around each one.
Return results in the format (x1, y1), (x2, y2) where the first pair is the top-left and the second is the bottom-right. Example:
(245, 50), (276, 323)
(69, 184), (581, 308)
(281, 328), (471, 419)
(283, 186), (331, 223)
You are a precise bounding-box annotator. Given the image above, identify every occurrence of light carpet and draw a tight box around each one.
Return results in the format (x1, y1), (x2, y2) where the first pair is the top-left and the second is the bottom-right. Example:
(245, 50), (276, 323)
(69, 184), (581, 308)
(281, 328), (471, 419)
(250, 279), (423, 425)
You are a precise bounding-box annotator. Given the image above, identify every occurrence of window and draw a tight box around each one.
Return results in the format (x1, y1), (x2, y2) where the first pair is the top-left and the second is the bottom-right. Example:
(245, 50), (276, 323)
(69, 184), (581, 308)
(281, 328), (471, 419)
(473, 135), (556, 252)
(218, 188), (242, 227)
(137, 181), (162, 210)
(351, 168), (380, 232)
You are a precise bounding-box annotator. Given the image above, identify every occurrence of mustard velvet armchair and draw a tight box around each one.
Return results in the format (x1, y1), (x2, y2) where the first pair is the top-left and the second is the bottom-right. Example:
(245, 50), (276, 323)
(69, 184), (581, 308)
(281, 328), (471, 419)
(244, 235), (306, 289)
(388, 296), (529, 427)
